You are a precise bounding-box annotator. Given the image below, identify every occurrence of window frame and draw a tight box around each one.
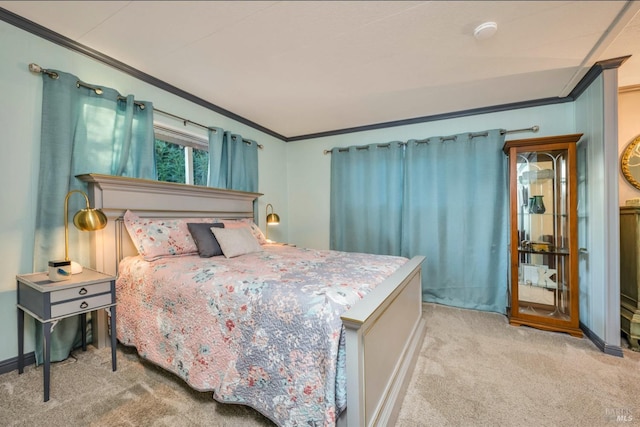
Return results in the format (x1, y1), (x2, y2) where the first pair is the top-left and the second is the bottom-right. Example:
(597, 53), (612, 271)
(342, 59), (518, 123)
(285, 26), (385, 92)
(154, 123), (208, 186)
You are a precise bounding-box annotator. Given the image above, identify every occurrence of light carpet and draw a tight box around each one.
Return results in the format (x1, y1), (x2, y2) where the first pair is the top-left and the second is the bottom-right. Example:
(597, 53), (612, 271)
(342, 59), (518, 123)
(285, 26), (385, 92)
(2, 303), (639, 426)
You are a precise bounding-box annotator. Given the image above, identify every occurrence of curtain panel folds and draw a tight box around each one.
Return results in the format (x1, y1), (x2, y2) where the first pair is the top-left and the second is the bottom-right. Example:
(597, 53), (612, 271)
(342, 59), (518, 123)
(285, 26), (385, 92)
(329, 129), (508, 313)
(207, 129), (259, 193)
(330, 142), (404, 255)
(35, 70), (156, 271)
(34, 70), (155, 364)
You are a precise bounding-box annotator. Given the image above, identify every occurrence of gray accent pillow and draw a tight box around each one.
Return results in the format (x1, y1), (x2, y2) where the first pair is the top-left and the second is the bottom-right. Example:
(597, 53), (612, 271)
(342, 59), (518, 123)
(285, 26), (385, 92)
(211, 226), (263, 258)
(187, 223), (225, 257)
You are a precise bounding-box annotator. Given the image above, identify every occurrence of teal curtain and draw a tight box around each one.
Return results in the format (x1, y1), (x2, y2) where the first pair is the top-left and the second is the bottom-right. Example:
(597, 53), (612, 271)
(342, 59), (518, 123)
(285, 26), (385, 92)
(401, 130), (508, 313)
(329, 129), (508, 313)
(225, 132), (259, 193)
(34, 70), (155, 364)
(207, 129), (259, 193)
(330, 142), (404, 255)
(207, 127), (225, 188)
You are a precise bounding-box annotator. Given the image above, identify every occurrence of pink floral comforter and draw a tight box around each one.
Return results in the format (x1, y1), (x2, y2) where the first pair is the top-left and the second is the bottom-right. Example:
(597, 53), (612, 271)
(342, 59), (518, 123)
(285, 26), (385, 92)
(116, 244), (407, 426)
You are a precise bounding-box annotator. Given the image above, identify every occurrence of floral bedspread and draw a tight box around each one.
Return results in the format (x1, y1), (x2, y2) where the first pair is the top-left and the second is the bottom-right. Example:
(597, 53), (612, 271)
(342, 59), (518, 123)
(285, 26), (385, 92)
(116, 244), (407, 426)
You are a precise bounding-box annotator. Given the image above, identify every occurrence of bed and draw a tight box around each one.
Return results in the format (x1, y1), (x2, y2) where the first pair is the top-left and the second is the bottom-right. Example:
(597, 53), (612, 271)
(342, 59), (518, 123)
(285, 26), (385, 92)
(78, 173), (426, 427)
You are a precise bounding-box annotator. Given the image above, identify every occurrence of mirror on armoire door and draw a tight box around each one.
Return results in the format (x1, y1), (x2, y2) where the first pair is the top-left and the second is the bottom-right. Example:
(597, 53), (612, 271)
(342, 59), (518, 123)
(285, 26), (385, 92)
(621, 135), (640, 190)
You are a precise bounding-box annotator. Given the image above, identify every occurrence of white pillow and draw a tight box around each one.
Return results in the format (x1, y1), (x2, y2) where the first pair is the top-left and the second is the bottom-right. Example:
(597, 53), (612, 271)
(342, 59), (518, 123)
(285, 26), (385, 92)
(211, 226), (263, 258)
(218, 218), (268, 245)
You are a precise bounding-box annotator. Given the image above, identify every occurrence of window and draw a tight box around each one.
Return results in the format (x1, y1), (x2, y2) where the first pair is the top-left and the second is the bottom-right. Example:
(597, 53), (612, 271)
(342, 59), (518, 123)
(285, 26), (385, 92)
(154, 124), (208, 185)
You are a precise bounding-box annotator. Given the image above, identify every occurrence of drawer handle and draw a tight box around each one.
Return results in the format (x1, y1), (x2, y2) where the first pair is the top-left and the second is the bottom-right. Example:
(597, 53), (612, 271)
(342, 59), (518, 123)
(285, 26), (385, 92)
(79, 287), (88, 295)
(80, 301), (88, 309)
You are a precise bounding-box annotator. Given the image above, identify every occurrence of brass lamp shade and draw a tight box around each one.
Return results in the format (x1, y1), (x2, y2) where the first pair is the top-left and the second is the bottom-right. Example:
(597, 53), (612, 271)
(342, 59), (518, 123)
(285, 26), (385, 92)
(266, 213), (280, 225)
(65, 190), (108, 262)
(265, 203), (280, 240)
(73, 208), (108, 231)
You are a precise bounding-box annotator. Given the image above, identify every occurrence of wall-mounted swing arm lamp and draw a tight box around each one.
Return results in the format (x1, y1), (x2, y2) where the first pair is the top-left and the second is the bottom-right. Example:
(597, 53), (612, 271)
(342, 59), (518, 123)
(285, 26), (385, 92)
(265, 203), (280, 241)
(64, 189), (108, 272)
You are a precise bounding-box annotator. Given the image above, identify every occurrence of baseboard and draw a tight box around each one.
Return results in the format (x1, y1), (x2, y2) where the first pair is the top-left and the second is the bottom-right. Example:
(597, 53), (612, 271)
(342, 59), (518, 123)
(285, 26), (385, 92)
(0, 351), (36, 375)
(580, 322), (624, 357)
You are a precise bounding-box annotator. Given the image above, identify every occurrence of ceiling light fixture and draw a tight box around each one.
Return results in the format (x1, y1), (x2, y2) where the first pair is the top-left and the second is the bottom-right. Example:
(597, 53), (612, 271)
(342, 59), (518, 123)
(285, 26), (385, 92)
(474, 21), (498, 40)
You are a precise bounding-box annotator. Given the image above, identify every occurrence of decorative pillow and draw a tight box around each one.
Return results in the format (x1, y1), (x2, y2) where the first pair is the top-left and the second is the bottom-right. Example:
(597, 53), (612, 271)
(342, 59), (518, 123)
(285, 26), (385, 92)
(219, 218), (268, 245)
(248, 222), (269, 245)
(123, 210), (200, 261)
(187, 222), (225, 257)
(211, 226), (263, 258)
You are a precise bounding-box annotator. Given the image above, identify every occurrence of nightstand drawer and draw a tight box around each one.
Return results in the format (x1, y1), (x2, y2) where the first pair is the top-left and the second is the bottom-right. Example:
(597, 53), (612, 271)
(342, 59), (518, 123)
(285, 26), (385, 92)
(51, 293), (113, 318)
(17, 268), (118, 402)
(50, 281), (111, 303)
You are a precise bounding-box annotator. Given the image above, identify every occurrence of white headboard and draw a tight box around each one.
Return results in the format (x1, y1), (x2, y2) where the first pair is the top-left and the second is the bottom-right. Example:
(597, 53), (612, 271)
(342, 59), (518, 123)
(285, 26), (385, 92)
(77, 173), (262, 276)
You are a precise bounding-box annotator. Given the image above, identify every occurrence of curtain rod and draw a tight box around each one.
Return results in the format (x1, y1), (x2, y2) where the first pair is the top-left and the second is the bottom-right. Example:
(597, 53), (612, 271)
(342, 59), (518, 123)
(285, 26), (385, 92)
(29, 63), (263, 149)
(154, 108), (214, 132)
(153, 109), (264, 149)
(322, 126), (540, 154)
(504, 125), (540, 135)
(76, 80), (149, 109)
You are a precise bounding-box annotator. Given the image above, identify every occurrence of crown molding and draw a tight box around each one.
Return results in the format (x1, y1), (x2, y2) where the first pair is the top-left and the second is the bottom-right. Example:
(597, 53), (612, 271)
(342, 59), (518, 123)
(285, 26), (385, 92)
(568, 56), (630, 100)
(0, 7), (287, 142)
(0, 7), (625, 143)
(287, 97), (572, 141)
(619, 84), (640, 94)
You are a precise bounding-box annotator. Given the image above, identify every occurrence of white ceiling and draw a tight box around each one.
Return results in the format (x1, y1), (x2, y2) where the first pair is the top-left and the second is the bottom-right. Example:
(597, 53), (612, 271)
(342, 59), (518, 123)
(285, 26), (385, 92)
(2, 1), (640, 139)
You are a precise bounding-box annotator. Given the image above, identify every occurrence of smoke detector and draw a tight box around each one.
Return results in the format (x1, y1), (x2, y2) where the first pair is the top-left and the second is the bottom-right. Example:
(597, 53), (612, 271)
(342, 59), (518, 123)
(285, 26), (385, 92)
(474, 22), (498, 40)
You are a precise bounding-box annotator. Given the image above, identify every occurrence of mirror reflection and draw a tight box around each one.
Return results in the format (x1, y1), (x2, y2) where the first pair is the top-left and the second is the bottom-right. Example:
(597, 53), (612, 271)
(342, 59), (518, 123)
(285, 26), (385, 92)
(621, 135), (640, 190)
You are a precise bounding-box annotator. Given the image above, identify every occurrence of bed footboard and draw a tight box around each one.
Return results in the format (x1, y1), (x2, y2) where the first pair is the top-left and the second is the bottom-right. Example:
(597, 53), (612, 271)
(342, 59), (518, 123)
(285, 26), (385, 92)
(340, 255), (426, 426)
(80, 173), (426, 425)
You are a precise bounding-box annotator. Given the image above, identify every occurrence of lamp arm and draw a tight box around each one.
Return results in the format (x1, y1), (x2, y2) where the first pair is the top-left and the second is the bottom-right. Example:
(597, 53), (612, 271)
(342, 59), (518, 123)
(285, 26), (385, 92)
(265, 204), (272, 240)
(264, 203), (280, 241)
(64, 190), (90, 261)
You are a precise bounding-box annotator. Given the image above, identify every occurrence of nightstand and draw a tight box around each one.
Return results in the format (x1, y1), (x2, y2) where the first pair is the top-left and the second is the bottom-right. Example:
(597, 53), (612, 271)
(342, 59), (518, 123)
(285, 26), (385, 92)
(16, 268), (117, 402)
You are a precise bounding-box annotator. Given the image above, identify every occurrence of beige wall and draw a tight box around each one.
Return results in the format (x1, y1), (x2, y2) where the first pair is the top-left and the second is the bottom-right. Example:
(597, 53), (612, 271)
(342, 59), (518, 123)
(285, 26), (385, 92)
(619, 86), (640, 204)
